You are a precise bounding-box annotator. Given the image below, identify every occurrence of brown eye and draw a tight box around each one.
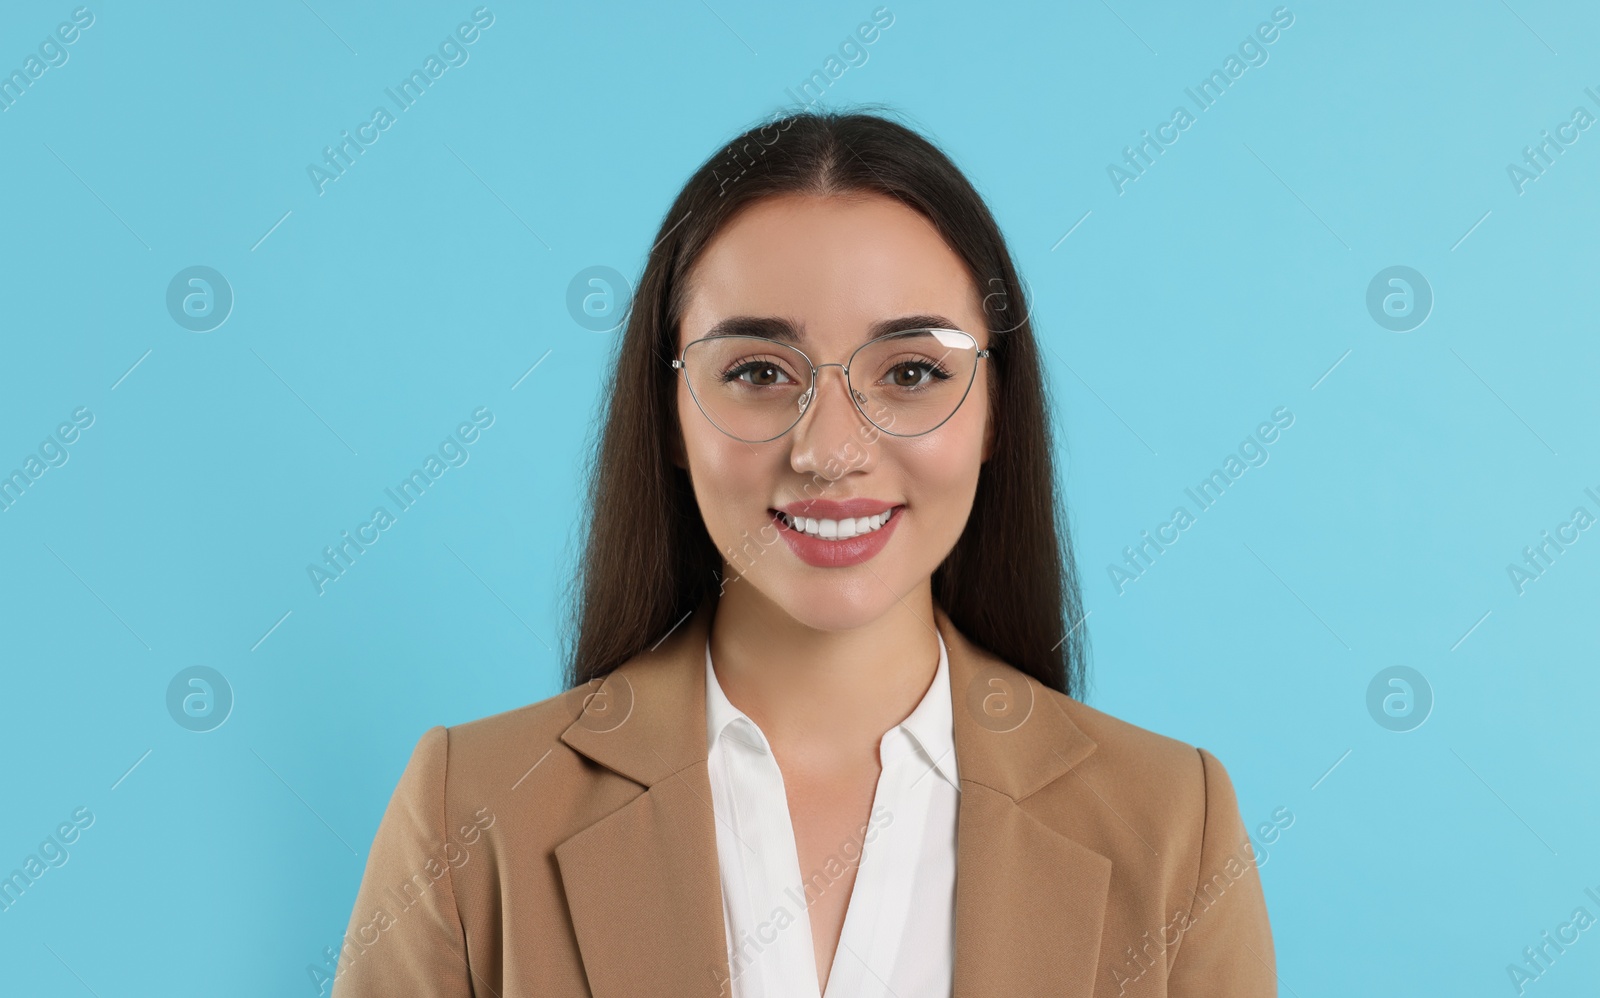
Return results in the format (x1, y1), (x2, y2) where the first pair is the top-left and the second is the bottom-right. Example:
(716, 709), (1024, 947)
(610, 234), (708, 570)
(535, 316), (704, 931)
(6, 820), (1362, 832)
(891, 364), (924, 387)
(884, 361), (950, 390)
(723, 361), (795, 387)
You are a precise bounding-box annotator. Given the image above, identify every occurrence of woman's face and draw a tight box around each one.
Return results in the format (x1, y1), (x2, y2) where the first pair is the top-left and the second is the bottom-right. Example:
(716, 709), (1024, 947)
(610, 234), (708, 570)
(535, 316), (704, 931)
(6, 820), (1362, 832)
(673, 192), (994, 631)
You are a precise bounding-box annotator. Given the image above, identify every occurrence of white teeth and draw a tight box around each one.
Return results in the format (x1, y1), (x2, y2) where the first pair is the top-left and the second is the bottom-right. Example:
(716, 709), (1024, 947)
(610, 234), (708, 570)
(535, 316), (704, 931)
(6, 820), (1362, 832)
(778, 508), (896, 540)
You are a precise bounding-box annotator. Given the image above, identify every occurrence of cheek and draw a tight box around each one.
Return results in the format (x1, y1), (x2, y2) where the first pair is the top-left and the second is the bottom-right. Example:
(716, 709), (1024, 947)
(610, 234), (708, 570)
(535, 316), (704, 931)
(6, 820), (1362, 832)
(680, 384), (734, 470)
(899, 407), (986, 520)
(901, 438), (980, 498)
(679, 386), (767, 519)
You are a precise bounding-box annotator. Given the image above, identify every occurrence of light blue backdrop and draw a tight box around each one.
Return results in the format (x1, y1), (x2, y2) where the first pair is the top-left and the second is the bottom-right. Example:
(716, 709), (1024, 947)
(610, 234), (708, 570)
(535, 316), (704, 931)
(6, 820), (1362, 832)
(1, 1), (1596, 995)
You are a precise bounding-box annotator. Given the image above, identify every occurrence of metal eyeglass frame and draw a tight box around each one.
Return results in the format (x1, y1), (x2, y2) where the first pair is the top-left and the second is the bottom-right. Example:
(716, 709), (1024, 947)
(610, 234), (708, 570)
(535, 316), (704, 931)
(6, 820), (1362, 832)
(669, 326), (990, 443)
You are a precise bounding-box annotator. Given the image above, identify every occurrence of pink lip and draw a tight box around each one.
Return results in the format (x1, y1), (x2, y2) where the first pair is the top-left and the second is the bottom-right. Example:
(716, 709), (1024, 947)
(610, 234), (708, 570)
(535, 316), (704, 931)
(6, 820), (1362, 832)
(774, 497), (899, 519)
(769, 504), (904, 569)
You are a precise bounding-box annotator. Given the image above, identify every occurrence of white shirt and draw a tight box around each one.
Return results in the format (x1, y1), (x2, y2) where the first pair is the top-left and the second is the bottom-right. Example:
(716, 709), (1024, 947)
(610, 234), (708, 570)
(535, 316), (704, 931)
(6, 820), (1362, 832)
(704, 632), (960, 998)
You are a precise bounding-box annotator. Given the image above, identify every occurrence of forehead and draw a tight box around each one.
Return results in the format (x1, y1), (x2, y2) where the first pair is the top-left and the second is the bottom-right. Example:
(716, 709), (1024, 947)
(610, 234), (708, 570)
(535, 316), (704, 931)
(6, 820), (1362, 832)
(679, 193), (982, 347)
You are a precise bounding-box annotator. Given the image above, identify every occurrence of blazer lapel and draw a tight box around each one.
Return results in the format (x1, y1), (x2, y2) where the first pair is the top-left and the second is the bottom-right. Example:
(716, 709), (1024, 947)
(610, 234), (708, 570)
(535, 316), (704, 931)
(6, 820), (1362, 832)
(554, 597), (1111, 998)
(555, 597), (732, 998)
(940, 607), (1112, 998)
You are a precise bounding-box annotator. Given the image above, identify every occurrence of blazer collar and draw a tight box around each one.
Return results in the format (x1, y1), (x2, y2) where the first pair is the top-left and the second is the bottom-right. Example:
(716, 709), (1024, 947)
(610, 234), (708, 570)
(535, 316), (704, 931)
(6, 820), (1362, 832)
(554, 596), (1111, 998)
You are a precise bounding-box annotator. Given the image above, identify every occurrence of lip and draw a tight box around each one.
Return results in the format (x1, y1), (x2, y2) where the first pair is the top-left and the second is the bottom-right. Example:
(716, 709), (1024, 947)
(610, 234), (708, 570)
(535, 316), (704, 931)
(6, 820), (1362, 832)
(768, 503), (905, 569)
(774, 498), (900, 519)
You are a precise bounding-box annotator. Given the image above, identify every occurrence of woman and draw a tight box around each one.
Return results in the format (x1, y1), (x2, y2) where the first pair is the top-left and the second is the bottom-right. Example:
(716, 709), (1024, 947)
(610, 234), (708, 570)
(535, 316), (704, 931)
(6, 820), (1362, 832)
(331, 107), (1276, 997)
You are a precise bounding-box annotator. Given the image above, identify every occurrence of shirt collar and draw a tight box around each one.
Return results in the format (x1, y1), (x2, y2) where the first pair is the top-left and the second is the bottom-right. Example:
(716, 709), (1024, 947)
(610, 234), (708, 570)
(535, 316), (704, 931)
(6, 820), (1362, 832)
(704, 630), (960, 792)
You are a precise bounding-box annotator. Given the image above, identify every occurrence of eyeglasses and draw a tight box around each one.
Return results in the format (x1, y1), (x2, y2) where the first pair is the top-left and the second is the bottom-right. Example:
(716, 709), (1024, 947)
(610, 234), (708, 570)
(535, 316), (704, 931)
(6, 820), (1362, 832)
(670, 327), (989, 443)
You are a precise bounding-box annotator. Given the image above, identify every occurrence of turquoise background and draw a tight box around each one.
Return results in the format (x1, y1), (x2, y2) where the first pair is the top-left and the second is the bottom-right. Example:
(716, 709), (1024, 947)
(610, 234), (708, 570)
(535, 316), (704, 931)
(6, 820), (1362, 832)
(2, 0), (1597, 994)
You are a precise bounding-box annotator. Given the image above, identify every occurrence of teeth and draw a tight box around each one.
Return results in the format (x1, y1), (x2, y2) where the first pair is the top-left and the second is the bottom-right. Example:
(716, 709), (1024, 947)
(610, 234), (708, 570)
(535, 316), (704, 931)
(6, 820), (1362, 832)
(778, 508), (896, 540)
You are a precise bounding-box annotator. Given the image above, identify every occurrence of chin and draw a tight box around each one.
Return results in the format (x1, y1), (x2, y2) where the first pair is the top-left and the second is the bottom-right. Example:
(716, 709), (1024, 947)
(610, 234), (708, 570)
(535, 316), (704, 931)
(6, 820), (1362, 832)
(760, 576), (903, 633)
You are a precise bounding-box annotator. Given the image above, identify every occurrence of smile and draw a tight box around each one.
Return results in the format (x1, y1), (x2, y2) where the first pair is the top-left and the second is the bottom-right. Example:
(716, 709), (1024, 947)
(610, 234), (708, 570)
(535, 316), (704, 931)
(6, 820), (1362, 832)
(775, 506), (899, 540)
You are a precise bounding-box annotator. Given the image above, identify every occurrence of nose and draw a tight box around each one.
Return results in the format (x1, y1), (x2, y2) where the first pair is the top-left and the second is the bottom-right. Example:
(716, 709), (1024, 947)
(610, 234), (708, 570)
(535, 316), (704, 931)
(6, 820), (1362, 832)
(788, 363), (877, 479)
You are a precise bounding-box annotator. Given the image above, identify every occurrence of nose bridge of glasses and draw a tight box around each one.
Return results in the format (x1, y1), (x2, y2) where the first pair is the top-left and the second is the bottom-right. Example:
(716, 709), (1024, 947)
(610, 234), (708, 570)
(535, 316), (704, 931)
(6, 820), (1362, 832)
(802, 360), (863, 407)
(791, 368), (873, 461)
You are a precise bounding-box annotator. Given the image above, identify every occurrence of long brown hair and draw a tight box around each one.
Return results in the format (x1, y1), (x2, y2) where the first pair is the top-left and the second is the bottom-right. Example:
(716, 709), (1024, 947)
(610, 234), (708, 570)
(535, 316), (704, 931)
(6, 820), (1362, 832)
(562, 104), (1091, 700)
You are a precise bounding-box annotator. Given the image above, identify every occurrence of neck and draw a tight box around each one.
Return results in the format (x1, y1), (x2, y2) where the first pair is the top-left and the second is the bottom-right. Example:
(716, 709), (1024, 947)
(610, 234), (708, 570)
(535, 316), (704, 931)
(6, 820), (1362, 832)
(707, 579), (942, 772)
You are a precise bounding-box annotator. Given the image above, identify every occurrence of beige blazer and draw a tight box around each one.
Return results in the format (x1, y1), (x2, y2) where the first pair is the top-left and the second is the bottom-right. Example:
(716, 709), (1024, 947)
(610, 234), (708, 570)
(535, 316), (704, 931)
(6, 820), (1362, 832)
(330, 599), (1277, 997)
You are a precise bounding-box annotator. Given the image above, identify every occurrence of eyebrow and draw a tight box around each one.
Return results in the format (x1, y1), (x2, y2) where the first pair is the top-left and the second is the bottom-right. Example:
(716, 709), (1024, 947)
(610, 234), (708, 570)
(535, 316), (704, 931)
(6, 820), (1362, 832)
(701, 313), (966, 343)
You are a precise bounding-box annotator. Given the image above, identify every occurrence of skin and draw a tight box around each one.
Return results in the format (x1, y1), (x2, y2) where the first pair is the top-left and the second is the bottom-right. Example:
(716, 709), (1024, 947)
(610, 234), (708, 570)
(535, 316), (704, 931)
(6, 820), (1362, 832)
(669, 191), (994, 991)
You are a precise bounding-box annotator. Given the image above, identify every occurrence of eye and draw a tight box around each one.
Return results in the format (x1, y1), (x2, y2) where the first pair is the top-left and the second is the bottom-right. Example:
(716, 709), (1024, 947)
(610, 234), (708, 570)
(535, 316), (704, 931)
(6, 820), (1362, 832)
(721, 359), (799, 387)
(883, 358), (953, 389)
